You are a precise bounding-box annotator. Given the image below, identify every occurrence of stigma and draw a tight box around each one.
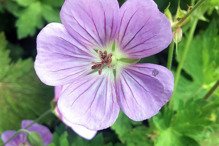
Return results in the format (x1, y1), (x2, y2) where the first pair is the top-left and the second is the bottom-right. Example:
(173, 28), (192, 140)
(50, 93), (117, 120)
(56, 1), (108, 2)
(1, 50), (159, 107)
(91, 50), (112, 75)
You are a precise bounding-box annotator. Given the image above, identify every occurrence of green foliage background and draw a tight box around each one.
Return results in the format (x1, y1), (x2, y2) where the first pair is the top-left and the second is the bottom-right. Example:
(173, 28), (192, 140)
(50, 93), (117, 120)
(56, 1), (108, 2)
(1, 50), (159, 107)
(0, 0), (218, 146)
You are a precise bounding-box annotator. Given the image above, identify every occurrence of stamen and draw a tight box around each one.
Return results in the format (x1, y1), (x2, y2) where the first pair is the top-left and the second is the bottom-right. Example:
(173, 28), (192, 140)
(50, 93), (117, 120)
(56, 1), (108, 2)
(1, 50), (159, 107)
(91, 50), (113, 75)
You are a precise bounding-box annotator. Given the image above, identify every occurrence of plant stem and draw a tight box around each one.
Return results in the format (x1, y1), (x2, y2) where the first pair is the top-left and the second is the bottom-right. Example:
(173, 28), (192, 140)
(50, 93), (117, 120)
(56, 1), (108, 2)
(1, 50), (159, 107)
(204, 81), (219, 100)
(167, 42), (175, 70)
(173, 0), (208, 28)
(175, 40), (179, 60)
(174, 19), (198, 89)
(3, 109), (52, 145)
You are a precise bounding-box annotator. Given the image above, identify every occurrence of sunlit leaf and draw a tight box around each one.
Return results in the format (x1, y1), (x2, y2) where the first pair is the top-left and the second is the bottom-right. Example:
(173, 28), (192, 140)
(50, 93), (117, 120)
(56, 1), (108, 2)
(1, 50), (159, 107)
(112, 113), (152, 146)
(41, 4), (60, 23)
(201, 130), (219, 146)
(5, 0), (62, 39)
(16, 0), (36, 7)
(155, 128), (199, 146)
(175, 20), (219, 104)
(0, 33), (52, 132)
(16, 2), (43, 39)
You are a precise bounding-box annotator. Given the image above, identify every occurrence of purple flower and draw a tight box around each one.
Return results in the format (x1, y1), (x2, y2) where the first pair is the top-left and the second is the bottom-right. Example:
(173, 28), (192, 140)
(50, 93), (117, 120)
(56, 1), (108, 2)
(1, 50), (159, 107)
(35, 0), (174, 130)
(54, 86), (97, 140)
(1, 120), (52, 146)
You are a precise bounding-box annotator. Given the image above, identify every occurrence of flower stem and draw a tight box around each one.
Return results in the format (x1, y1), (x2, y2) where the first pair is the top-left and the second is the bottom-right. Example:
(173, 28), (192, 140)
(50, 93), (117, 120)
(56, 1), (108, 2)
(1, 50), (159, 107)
(167, 42), (175, 70)
(173, 0), (208, 28)
(3, 109), (52, 145)
(174, 19), (198, 89)
(204, 81), (219, 100)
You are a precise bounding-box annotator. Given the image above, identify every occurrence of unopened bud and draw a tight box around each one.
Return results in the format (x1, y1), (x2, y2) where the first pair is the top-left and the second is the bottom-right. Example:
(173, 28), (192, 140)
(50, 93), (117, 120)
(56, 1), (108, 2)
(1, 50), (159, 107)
(27, 132), (44, 146)
(173, 27), (183, 43)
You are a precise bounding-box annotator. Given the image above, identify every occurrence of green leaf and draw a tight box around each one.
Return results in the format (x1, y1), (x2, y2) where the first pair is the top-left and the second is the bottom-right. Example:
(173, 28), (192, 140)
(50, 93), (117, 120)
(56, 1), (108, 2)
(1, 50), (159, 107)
(112, 113), (152, 146)
(27, 132), (44, 146)
(41, 0), (64, 7)
(60, 132), (70, 146)
(48, 124), (70, 146)
(201, 130), (219, 146)
(155, 128), (199, 146)
(0, 32), (11, 85)
(152, 107), (174, 131)
(0, 138), (3, 146)
(151, 91), (219, 145)
(14, 0), (62, 39)
(175, 20), (219, 105)
(41, 4), (60, 22)
(4, 1), (23, 17)
(50, 124), (108, 146)
(5, 0), (63, 39)
(182, 21), (219, 83)
(152, 97), (219, 144)
(111, 113), (132, 143)
(16, 0), (36, 7)
(15, 2), (43, 39)
(192, 0), (219, 21)
(49, 132), (69, 146)
(172, 99), (219, 140)
(0, 33), (52, 132)
(0, 32), (7, 47)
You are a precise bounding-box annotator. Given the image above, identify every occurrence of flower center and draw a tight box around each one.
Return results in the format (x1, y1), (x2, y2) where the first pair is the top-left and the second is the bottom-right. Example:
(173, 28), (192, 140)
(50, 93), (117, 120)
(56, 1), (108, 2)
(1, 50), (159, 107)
(91, 50), (113, 75)
(91, 43), (139, 76)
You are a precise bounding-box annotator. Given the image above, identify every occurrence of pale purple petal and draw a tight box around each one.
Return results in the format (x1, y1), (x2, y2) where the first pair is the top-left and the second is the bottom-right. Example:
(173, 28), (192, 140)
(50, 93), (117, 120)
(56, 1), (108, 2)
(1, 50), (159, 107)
(1, 131), (27, 146)
(35, 23), (95, 86)
(22, 120), (52, 145)
(57, 73), (119, 130)
(116, 64), (174, 121)
(54, 86), (97, 140)
(55, 107), (97, 140)
(117, 0), (172, 58)
(54, 86), (62, 102)
(60, 0), (119, 47)
(69, 124), (97, 140)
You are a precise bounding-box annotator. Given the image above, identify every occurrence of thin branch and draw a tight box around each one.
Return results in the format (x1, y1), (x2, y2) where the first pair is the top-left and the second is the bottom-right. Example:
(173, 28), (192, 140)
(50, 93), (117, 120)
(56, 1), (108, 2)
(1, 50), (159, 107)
(204, 81), (219, 100)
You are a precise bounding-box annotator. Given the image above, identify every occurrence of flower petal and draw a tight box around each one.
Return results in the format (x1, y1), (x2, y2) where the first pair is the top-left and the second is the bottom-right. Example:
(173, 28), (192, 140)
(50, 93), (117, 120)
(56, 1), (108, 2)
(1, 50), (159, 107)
(117, 0), (172, 58)
(1, 131), (26, 146)
(116, 63), (174, 121)
(68, 123), (97, 140)
(54, 86), (97, 140)
(35, 23), (95, 86)
(60, 0), (119, 47)
(54, 86), (62, 101)
(55, 106), (97, 140)
(22, 120), (52, 145)
(57, 73), (119, 130)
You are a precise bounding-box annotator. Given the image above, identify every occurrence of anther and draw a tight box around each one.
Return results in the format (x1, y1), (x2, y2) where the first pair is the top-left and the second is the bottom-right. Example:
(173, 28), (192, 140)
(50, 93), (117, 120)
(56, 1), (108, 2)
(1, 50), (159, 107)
(91, 50), (113, 75)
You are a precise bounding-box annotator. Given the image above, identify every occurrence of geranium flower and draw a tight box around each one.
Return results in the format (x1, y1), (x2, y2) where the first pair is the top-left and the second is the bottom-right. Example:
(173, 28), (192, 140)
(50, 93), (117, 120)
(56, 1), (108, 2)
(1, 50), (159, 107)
(54, 86), (97, 140)
(35, 0), (174, 130)
(1, 120), (52, 146)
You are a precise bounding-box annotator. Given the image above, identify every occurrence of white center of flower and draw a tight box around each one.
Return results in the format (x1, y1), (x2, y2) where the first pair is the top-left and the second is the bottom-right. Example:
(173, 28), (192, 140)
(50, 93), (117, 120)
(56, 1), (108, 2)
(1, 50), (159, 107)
(91, 43), (139, 76)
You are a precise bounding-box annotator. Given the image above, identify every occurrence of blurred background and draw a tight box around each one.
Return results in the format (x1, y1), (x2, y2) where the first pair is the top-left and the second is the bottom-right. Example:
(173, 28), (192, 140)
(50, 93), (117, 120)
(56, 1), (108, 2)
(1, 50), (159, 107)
(0, 0), (219, 145)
